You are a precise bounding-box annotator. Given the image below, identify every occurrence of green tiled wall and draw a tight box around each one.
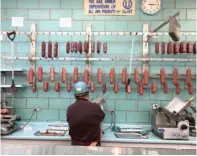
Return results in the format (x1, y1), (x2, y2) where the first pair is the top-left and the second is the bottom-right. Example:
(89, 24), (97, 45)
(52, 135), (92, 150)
(1, 0), (196, 124)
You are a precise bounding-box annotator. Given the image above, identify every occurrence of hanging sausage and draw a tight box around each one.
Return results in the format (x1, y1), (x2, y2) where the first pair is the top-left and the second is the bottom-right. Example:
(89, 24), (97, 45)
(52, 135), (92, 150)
(71, 41), (75, 52)
(97, 68), (102, 84)
(91, 42), (95, 53)
(139, 82), (144, 96)
(125, 83), (131, 93)
(176, 83), (180, 95)
(73, 67), (78, 83)
(48, 41), (52, 58)
(151, 81), (157, 94)
(193, 42), (196, 54)
(97, 41), (101, 54)
(66, 41), (70, 53)
(103, 42), (107, 53)
(187, 42), (193, 53)
(188, 83), (193, 95)
(74, 42), (77, 53)
(50, 66), (55, 82)
(122, 67), (127, 84)
(37, 65), (43, 82)
(77, 41), (82, 54)
(113, 82), (119, 94)
(173, 42), (180, 54)
(163, 83), (168, 94)
(161, 42), (165, 54)
(84, 68), (89, 84)
(110, 68), (115, 84)
(180, 42), (187, 53)
(84, 41), (89, 53)
(32, 82), (36, 93)
(67, 81), (72, 92)
(143, 68), (149, 85)
(62, 67), (66, 83)
(43, 81), (49, 92)
(102, 83), (107, 94)
(185, 68), (192, 85)
(41, 41), (46, 57)
(55, 81), (60, 92)
(167, 42), (173, 54)
(160, 67), (166, 85)
(28, 67), (34, 84)
(53, 42), (58, 58)
(155, 42), (159, 54)
(172, 68), (179, 85)
(134, 67), (139, 84)
(90, 81), (95, 93)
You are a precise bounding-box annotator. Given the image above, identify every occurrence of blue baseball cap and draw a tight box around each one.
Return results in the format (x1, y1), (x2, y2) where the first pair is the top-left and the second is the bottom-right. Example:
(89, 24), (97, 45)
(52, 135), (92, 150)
(74, 81), (89, 96)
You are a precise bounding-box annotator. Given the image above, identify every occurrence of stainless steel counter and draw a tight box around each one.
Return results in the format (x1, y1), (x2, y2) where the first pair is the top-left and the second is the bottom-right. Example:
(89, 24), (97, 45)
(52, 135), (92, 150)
(1, 122), (196, 150)
(1, 143), (196, 155)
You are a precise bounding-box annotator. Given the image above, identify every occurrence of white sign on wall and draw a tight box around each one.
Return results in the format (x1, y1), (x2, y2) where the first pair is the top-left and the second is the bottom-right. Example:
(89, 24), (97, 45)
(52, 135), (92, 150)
(12, 17), (24, 27)
(59, 18), (72, 28)
(84, 0), (136, 16)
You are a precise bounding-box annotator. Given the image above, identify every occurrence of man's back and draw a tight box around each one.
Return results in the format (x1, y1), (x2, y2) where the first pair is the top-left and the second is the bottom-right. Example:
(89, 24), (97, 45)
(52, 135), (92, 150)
(67, 99), (105, 143)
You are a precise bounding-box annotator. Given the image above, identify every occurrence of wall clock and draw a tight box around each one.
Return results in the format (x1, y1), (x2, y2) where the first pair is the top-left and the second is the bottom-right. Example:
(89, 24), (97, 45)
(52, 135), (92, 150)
(141, 0), (161, 15)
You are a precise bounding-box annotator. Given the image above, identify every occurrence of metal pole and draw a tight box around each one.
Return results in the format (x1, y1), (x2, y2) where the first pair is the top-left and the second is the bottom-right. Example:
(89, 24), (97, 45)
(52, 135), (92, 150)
(1, 31), (196, 36)
(2, 56), (196, 62)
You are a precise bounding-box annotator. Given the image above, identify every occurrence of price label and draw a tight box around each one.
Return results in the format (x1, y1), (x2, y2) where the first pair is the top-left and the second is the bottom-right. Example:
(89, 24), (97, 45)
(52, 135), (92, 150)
(59, 18), (72, 28)
(12, 17), (24, 27)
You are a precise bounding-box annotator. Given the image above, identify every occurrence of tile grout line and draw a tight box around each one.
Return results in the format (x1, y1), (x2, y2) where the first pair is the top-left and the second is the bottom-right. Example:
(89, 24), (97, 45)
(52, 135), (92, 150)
(38, 0), (40, 9)
(16, 0), (18, 9)
(60, 0), (62, 9)
(48, 98), (49, 109)
(58, 109), (60, 120)
(25, 97), (27, 109)
(49, 9), (51, 20)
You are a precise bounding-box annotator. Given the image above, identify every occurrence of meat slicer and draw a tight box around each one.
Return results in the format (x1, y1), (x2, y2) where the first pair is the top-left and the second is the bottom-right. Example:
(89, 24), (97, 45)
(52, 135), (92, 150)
(1, 92), (21, 135)
(92, 92), (108, 110)
(151, 94), (196, 140)
(1, 114), (21, 135)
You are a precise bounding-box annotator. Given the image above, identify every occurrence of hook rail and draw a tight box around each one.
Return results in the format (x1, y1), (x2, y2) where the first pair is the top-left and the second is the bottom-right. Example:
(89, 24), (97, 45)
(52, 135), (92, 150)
(2, 56), (196, 62)
(1, 31), (196, 36)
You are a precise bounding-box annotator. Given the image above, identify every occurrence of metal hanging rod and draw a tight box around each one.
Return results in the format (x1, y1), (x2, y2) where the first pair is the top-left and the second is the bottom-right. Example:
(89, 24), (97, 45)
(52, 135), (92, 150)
(28, 72), (197, 79)
(1, 31), (196, 36)
(2, 56), (196, 62)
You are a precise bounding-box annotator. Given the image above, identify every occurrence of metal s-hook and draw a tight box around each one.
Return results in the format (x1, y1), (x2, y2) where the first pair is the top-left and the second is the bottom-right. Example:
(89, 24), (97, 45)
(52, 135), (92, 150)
(173, 59), (178, 69)
(162, 58), (164, 67)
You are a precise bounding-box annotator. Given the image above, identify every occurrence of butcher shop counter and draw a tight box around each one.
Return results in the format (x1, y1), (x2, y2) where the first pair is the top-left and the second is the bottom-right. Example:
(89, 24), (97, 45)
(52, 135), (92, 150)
(1, 122), (196, 150)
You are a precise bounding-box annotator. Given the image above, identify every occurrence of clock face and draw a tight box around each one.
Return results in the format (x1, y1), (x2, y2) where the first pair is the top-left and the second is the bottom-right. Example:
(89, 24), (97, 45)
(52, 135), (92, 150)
(141, 0), (161, 15)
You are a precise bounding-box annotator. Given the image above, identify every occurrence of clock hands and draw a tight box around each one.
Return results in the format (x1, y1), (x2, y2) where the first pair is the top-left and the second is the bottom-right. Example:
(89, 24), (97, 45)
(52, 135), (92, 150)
(149, 4), (159, 5)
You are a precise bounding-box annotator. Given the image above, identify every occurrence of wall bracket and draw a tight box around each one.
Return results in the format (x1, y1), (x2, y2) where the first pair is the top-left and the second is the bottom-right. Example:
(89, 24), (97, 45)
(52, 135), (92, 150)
(29, 23), (36, 88)
(86, 24), (92, 84)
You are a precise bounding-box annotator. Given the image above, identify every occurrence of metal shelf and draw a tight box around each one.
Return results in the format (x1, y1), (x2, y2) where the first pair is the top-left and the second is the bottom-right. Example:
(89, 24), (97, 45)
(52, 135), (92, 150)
(0, 85), (28, 88)
(0, 68), (26, 72)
